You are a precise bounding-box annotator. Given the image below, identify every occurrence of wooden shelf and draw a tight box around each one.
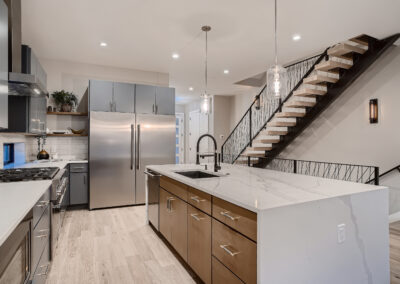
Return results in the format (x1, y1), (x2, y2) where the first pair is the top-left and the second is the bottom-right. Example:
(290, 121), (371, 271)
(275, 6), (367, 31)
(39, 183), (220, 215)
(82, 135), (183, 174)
(47, 111), (88, 116)
(46, 133), (88, 137)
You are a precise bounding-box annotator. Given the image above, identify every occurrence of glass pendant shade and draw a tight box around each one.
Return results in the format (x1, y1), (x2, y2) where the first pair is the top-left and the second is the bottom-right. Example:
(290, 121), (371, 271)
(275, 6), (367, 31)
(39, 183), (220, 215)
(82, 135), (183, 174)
(266, 64), (288, 100)
(200, 93), (211, 114)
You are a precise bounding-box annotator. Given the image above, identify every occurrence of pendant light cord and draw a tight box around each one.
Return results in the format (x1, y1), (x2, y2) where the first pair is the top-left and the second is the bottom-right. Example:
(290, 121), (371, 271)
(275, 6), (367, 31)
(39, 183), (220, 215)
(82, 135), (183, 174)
(205, 30), (208, 95)
(274, 0), (278, 66)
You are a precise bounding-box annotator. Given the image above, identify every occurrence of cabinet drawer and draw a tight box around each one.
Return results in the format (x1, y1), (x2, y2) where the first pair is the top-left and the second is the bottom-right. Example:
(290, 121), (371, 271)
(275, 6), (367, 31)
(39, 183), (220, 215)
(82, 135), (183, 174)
(188, 187), (211, 215)
(212, 197), (257, 242)
(212, 219), (256, 284)
(212, 256), (244, 284)
(160, 176), (187, 201)
(188, 205), (211, 284)
(32, 188), (50, 229)
(32, 204), (50, 273)
(31, 242), (50, 284)
(70, 163), (88, 173)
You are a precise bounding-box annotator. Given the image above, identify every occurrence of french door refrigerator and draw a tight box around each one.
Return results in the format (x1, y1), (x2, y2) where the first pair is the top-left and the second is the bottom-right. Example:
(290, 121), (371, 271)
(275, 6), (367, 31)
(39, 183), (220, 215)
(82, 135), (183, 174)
(89, 81), (175, 210)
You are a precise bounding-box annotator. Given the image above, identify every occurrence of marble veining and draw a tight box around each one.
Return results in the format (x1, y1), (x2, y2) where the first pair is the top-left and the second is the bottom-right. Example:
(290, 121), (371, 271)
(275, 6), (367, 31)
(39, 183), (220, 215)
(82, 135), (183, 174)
(147, 163), (386, 213)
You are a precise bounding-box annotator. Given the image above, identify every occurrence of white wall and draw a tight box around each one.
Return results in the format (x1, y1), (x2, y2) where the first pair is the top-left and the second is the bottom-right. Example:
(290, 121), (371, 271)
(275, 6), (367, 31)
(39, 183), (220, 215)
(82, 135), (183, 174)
(278, 46), (400, 173)
(41, 58), (169, 104)
(213, 96), (233, 147)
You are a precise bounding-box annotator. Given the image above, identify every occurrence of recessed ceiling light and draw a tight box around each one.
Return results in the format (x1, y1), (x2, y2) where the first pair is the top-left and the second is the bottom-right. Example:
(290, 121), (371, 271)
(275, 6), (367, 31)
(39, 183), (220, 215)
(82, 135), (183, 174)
(172, 53), (180, 59)
(189, 87), (194, 91)
(223, 69), (229, 74)
(100, 42), (108, 47)
(292, 34), (301, 41)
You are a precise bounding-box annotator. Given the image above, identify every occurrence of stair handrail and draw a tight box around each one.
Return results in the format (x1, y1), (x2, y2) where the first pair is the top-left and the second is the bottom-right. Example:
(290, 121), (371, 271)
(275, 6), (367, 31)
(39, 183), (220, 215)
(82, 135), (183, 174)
(221, 48), (329, 164)
(264, 157), (380, 185)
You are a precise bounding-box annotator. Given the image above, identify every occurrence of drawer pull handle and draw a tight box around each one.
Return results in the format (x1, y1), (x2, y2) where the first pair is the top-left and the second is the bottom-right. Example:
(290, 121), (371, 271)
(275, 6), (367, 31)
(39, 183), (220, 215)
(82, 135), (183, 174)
(35, 234), (48, 239)
(220, 244), (240, 256)
(190, 213), (205, 221)
(37, 264), (50, 276)
(190, 195), (205, 203)
(167, 197), (175, 212)
(36, 201), (49, 208)
(220, 211), (240, 221)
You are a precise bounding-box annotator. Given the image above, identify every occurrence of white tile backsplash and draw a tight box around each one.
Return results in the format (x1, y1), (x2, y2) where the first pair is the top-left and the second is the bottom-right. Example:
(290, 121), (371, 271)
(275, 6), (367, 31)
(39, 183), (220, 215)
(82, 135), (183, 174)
(0, 134), (88, 169)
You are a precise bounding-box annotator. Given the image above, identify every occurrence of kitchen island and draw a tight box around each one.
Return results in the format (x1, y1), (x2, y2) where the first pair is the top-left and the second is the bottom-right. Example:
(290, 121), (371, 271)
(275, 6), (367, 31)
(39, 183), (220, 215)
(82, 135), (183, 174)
(146, 163), (389, 284)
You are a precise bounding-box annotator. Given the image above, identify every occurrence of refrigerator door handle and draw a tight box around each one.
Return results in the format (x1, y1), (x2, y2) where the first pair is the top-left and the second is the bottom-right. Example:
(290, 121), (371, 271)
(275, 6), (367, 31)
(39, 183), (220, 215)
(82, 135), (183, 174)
(136, 124), (141, 170)
(130, 124), (134, 170)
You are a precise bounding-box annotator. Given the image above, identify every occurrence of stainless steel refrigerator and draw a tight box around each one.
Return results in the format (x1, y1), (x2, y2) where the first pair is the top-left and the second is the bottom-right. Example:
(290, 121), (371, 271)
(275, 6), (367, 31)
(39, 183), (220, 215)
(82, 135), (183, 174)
(89, 80), (175, 209)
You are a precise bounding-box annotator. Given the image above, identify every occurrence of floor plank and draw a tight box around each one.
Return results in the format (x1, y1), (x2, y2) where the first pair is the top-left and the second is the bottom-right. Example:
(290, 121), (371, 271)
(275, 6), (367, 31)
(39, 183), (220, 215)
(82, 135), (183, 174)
(46, 206), (195, 284)
(391, 221), (400, 283)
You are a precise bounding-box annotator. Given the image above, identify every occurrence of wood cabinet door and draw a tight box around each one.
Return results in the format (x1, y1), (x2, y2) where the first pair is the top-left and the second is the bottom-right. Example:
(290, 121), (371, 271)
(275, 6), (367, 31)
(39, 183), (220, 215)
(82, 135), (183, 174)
(159, 188), (171, 242)
(188, 205), (211, 284)
(212, 257), (244, 284)
(170, 196), (188, 262)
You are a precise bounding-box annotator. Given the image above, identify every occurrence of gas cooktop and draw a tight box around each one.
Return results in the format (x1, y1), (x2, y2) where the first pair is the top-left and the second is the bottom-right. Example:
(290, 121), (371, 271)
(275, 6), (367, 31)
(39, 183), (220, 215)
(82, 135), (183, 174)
(0, 167), (60, 182)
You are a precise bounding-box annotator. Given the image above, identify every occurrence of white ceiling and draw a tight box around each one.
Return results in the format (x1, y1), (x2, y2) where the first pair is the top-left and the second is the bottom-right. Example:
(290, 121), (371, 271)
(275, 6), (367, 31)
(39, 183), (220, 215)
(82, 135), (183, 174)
(21, 0), (400, 104)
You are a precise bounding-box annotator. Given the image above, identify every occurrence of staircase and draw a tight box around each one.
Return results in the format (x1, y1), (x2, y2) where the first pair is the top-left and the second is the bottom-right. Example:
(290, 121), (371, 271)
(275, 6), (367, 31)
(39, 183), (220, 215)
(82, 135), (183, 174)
(222, 33), (400, 167)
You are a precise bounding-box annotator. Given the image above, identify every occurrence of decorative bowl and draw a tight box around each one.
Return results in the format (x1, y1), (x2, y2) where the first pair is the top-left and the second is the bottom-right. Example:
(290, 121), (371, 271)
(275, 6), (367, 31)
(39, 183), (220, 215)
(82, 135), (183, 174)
(69, 128), (85, 135)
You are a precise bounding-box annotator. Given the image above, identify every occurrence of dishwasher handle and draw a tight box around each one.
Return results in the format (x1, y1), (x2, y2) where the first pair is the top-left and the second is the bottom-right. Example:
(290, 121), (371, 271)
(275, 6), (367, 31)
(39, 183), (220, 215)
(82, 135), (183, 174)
(144, 171), (161, 178)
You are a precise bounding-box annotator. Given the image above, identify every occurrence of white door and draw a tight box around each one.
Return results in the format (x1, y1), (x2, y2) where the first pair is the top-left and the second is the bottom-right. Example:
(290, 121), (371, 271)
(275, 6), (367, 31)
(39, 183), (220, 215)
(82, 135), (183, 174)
(175, 113), (185, 164)
(189, 110), (209, 164)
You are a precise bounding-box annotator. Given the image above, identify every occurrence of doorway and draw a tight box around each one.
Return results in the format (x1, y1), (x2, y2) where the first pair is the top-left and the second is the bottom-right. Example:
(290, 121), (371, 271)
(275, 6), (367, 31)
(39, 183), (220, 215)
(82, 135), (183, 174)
(175, 113), (184, 164)
(188, 110), (209, 164)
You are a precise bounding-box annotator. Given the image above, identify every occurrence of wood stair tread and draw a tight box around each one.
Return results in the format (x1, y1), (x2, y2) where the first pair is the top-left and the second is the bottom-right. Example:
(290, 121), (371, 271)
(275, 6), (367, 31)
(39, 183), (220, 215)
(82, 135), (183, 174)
(275, 107), (306, 118)
(261, 127), (288, 135)
(267, 117), (296, 127)
(284, 97), (316, 108)
(303, 74), (339, 84)
(328, 43), (367, 56)
(254, 135), (280, 143)
(315, 60), (352, 71)
(293, 88), (327, 97)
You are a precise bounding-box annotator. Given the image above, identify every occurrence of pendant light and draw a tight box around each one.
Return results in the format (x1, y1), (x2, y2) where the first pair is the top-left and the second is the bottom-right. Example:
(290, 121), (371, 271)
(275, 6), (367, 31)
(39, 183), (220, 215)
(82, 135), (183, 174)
(200, 25), (212, 114)
(266, 0), (288, 100)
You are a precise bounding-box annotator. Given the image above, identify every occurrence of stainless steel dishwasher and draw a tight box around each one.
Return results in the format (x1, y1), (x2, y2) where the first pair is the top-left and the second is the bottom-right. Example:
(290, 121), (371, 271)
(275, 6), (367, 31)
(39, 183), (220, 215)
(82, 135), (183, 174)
(144, 169), (161, 230)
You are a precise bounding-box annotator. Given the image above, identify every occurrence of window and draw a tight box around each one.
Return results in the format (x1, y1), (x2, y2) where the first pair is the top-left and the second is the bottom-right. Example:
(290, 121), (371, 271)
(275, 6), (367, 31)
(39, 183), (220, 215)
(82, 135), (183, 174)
(3, 143), (15, 168)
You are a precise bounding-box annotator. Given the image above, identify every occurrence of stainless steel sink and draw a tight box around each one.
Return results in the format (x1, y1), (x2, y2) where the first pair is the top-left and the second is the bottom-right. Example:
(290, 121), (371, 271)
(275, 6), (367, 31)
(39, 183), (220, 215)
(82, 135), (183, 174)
(175, 170), (219, 179)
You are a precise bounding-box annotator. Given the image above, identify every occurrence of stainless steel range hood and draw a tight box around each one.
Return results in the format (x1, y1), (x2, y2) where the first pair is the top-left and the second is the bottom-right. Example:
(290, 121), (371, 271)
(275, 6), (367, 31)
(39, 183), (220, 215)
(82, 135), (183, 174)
(0, 0), (47, 132)
(2, 0), (47, 97)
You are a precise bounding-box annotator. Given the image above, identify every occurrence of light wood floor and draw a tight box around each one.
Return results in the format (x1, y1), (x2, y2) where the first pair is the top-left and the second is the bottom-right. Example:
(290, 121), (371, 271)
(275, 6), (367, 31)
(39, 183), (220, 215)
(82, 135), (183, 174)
(46, 206), (195, 284)
(391, 221), (400, 284)
(46, 207), (400, 283)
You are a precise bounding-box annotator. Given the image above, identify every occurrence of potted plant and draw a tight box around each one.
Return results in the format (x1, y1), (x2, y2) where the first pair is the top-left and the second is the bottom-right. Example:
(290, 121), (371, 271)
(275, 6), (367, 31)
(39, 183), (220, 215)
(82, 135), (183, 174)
(51, 90), (78, 112)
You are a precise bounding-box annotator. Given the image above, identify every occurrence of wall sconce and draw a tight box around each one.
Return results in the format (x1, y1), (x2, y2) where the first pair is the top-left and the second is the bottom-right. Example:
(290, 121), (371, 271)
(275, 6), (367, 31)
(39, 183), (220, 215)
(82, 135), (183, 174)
(369, 99), (378, 124)
(254, 95), (261, 110)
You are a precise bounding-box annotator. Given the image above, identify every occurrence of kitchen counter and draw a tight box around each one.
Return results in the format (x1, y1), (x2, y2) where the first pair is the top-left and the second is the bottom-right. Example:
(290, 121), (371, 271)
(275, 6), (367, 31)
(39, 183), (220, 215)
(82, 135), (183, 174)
(0, 159), (88, 246)
(147, 163), (390, 283)
(0, 180), (51, 246)
(147, 163), (386, 213)
(21, 159), (88, 169)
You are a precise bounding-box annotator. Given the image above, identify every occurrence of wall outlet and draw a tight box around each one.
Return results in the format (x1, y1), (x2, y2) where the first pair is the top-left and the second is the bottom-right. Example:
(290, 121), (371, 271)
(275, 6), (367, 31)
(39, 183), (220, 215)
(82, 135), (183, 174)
(337, 223), (346, 244)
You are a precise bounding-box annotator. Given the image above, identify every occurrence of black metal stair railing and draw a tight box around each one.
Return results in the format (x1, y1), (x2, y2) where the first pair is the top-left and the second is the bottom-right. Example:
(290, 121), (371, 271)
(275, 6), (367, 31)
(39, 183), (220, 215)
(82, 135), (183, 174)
(221, 50), (328, 164)
(264, 157), (380, 185)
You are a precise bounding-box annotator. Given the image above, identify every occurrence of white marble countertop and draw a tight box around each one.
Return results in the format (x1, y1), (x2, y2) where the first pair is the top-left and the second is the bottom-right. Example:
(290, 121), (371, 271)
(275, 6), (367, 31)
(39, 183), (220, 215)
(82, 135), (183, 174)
(0, 180), (52, 246)
(0, 159), (88, 246)
(147, 163), (386, 213)
(20, 159), (88, 169)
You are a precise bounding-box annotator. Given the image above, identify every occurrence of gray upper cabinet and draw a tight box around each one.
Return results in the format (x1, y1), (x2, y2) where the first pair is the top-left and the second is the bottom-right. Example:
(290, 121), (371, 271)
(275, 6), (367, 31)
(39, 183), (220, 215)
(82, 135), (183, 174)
(156, 87), (175, 115)
(135, 84), (156, 114)
(113, 82), (135, 113)
(89, 80), (113, 112)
